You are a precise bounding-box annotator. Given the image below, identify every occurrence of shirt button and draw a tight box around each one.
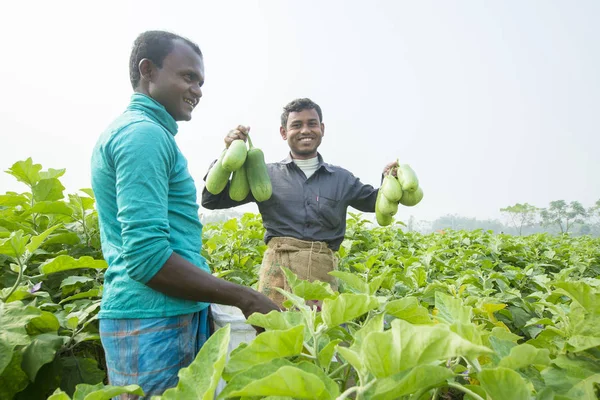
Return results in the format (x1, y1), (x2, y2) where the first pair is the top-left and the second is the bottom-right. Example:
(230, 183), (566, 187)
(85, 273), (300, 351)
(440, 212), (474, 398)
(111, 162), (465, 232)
(305, 223), (310, 228)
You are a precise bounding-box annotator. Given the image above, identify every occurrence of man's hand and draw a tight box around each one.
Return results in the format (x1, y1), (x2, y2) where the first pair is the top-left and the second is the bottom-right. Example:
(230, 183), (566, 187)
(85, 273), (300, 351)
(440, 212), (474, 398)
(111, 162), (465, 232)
(146, 253), (280, 334)
(383, 160), (399, 177)
(225, 125), (250, 148)
(236, 289), (281, 333)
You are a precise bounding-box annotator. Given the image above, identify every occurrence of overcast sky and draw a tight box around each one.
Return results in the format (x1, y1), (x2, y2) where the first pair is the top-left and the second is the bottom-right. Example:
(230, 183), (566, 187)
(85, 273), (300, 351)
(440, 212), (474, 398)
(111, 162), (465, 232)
(1, 0), (598, 223)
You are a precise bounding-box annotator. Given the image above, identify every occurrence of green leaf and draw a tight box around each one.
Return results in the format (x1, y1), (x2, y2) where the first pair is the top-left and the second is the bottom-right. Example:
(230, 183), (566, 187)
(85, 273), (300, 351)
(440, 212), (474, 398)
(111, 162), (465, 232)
(72, 383), (143, 400)
(21, 332), (66, 381)
(351, 313), (384, 351)
(226, 366), (330, 399)
(159, 324), (230, 400)
(321, 293), (379, 328)
(435, 291), (472, 324)
(26, 224), (61, 254)
(554, 281), (599, 313)
(366, 365), (455, 400)
(27, 311), (61, 334)
(0, 301), (41, 375)
(318, 339), (341, 370)
(6, 158), (42, 186)
(216, 359), (293, 400)
(223, 219), (238, 232)
(40, 255), (107, 274)
(224, 325), (304, 380)
(385, 297), (432, 325)
(294, 361), (340, 399)
(79, 188), (95, 199)
(0, 351), (30, 400)
(329, 271), (369, 293)
(362, 319), (492, 377)
(60, 356), (105, 395)
(0, 230), (29, 258)
(246, 310), (304, 331)
(22, 201), (74, 217)
(39, 168), (66, 180)
(33, 178), (65, 202)
(293, 280), (336, 301)
(60, 289), (102, 304)
(336, 346), (365, 376)
(478, 367), (532, 400)
(498, 343), (551, 370)
(0, 193), (29, 207)
(47, 388), (72, 400)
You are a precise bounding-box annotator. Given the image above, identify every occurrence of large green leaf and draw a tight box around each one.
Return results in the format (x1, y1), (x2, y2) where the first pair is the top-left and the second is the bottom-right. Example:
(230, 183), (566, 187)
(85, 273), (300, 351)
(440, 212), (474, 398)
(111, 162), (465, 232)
(22, 201), (74, 217)
(362, 319), (493, 377)
(33, 178), (65, 202)
(247, 310), (304, 331)
(216, 359), (293, 399)
(60, 357), (106, 395)
(0, 230), (29, 258)
(6, 158), (42, 186)
(40, 255), (107, 274)
(72, 383), (144, 400)
(329, 270), (369, 293)
(435, 291), (472, 324)
(0, 301), (41, 375)
(366, 365), (455, 400)
(280, 266), (336, 301)
(159, 324), (230, 400)
(21, 332), (66, 381)
(385, 297), (432, 325)
(478, 367), (532, 400)
(226, 366), (330, 399)
(321, 293), (379, 328)
(26, 224), (61, 255)
(224, 325), (304, 379)
(498, 343), (551, 370)
(0, 351), (30, 400)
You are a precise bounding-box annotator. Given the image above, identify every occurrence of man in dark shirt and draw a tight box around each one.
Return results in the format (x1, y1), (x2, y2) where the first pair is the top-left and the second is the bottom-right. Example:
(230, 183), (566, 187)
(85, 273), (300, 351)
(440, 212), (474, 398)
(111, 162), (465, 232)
(202, 98), (396, 307)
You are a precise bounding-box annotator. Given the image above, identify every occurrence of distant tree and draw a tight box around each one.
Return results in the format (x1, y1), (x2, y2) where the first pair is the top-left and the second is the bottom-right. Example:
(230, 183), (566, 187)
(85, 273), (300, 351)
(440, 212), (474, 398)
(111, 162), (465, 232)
(539, 200), (587, 233)
(500, 203), (538, 235)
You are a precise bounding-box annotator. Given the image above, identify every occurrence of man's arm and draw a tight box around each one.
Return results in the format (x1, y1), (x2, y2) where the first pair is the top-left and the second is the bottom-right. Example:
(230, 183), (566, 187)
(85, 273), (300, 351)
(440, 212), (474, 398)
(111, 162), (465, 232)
(348, 161), (398, 212)
(112, 123), (279, 323)
(147, 253), (276, 319)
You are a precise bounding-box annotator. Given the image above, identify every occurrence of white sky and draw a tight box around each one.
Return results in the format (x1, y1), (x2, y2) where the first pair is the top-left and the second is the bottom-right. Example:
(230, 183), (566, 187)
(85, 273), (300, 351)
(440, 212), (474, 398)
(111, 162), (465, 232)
(1, 0), (598, 222)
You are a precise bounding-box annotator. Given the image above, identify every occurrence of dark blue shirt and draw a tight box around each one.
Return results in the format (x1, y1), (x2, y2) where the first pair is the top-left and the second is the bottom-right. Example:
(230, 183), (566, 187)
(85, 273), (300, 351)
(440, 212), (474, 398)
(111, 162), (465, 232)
(201, 154), (378, 250)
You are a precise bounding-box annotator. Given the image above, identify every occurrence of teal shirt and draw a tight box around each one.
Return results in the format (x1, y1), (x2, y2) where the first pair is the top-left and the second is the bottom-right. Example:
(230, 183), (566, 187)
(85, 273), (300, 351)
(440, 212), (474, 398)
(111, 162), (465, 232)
(91, 93), (209, 319)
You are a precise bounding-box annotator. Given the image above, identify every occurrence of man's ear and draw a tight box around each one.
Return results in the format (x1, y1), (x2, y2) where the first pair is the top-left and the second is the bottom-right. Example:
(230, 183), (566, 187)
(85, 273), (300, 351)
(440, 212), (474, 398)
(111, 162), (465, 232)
(138, 58), (155, 83)
(321, 122), (325, 137)
(280, 126), (287, 140)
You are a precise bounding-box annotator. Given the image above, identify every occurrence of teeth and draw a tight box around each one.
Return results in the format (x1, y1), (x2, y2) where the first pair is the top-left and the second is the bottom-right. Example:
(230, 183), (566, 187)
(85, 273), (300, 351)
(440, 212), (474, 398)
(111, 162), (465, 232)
(184, 99), (194, 106)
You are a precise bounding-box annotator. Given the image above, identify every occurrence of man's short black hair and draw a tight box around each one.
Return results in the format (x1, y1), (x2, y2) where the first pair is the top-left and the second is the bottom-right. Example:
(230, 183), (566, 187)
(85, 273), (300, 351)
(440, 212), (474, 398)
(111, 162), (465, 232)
(281, 98), (324, 128)
(129, 30), (203, 89)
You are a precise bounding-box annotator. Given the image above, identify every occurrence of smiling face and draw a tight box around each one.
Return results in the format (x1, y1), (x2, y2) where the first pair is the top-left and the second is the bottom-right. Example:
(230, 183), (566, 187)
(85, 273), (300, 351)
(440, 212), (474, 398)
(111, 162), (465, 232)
(139, 39), (205, 121)
(280, 108), (324, 160)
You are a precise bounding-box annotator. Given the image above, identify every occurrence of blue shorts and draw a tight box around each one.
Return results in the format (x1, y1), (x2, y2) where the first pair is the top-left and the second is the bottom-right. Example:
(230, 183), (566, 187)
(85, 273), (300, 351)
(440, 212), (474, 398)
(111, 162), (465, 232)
(99, 307), (211, 398)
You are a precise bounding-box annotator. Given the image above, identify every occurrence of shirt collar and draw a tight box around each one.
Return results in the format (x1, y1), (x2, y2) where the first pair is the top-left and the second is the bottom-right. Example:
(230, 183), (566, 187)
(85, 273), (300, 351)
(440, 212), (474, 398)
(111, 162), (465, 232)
(281, 152), (334, 173)
(127, 92), (179, 136)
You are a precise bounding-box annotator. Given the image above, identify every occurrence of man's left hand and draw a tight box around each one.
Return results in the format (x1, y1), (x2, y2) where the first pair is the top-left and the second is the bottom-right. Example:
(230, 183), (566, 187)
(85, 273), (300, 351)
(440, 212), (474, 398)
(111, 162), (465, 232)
(383, 160), (399, 177)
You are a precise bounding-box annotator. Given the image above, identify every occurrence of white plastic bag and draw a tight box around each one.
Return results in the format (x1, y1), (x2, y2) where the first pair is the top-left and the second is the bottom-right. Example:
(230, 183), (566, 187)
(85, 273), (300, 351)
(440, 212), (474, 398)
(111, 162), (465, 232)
(210, 304), (256, 396)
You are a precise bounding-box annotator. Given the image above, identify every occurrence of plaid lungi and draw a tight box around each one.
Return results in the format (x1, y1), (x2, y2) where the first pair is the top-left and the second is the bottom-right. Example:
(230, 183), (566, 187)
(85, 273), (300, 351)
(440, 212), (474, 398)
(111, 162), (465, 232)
(99, 307), (211, 399)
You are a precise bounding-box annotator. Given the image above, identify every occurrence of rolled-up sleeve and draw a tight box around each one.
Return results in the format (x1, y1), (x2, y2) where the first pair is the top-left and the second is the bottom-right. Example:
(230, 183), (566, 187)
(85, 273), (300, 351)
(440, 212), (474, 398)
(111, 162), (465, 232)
(109, 122), (175, 283)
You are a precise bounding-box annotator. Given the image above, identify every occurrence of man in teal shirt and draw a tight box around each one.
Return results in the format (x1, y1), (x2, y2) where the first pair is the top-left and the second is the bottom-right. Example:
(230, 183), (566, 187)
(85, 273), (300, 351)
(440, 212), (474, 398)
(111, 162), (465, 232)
(91, 30), (278, 397)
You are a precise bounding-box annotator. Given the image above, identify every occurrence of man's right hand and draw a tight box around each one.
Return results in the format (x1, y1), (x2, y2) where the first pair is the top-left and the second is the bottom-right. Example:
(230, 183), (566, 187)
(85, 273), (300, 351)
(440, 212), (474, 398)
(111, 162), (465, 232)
(237, 288), (281, 333)
(225, 125), (250, 148)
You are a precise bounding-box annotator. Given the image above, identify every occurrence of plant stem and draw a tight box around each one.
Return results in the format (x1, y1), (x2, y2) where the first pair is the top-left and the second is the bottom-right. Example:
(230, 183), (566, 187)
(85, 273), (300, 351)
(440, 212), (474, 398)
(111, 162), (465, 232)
(447, 382), (485, 400)
(329, 363), (347, 378)
(3, 259), (25, 301)
(247, 134), (254, 149)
